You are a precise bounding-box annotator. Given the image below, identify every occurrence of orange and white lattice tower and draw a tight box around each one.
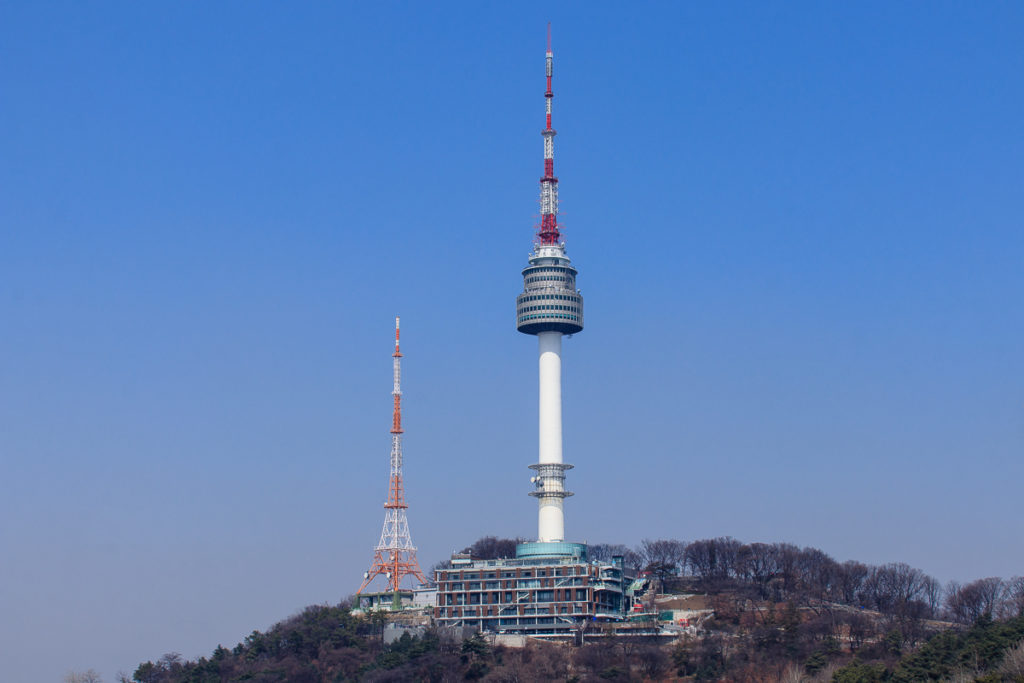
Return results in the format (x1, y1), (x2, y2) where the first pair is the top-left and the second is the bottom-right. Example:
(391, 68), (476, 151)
(356, 317), (427, 596)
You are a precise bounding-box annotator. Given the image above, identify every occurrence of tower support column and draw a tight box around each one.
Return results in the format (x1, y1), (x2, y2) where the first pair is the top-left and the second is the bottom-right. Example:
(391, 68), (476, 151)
(538, 331), (563, 466)
(537, 331), (566, 542)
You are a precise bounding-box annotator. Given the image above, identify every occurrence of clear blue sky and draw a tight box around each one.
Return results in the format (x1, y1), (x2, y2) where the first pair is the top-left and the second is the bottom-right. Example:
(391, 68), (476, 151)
(2, 2), (1022, 681)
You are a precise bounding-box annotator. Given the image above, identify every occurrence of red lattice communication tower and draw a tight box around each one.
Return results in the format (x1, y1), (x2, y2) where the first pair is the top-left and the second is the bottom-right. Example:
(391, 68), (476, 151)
(357, 317), (427, 596)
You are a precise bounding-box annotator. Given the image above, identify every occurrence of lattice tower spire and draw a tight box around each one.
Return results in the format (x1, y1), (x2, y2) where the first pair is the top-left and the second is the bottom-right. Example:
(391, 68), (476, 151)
(539, 22), (561, 245)
(356, 317), (427, 595)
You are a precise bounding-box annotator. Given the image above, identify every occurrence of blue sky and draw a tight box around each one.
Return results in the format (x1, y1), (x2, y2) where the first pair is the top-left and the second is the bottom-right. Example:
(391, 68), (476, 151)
(2, 2), (1023, 681)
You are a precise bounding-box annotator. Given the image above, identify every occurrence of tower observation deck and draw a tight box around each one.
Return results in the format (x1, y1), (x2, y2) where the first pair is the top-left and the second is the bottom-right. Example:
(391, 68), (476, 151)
(516, 27), (583, 546)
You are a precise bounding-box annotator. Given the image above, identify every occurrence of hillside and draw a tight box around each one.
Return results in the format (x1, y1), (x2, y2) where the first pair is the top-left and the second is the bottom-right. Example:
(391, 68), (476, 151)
(127, 537), (1024, 682)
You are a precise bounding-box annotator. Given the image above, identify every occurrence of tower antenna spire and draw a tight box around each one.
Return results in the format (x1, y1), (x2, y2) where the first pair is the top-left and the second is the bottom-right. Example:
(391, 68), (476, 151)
(538, 22), (560, 245)
(357, 316), (427, 601)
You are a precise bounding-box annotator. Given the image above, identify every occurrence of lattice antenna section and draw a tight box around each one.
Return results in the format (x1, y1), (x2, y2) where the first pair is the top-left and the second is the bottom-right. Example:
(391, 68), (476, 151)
(538, 22), (561, 245)
(357, 317), (427, 595)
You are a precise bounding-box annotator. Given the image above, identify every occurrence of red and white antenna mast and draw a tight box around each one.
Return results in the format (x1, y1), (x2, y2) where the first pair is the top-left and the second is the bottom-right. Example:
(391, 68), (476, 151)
(357, 317), (427, 598)
(538, 22), (561, 245)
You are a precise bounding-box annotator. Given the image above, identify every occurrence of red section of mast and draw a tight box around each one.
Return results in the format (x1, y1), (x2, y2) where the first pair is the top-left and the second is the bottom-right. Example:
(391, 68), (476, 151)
(538, 23), (561, 245)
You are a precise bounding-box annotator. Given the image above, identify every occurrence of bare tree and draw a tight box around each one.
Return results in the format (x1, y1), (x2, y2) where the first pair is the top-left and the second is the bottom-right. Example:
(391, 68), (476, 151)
(685, 537), (742, 584)
(64, 671), (103, 683)
(795, 547), (838, 599)
(591, 543), (643, 574)
(462, 536), (523, 560)
(737, 543), (780, 598)
(573, 640), (616, 675)
(862, 562), (930, 617)
(834, 560), (868, 605)
(945, 577), (1005, 624)
(589, 543), (631, 563)
(774, 543), (803, 596)
(714, 537), (743, 580)
(685, 539), (716, 580)
(843, 611), (872, 652)
(1001, 576), (1024, 618)
(638, 538), (687, 580)
(922, 574), (943, 618)
(635, 644), (670, 680)
(588, 543), (626, 561)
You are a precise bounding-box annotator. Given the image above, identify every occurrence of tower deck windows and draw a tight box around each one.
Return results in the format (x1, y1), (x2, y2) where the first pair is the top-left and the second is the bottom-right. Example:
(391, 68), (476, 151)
(516, 258), (583, 336)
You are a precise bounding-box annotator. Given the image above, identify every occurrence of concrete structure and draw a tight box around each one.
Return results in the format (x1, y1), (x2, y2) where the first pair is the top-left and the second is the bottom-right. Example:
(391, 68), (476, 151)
(434, 32), (633, 637)
(355, 587), (434, 613)
(356, 590), (417, 612)
(514, 24), (583, 546)
(412, 586), (437, 608)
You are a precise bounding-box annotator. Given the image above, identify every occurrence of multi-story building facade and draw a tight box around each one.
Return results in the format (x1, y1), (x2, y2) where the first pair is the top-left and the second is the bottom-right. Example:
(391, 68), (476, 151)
(433, 545), (630, 635)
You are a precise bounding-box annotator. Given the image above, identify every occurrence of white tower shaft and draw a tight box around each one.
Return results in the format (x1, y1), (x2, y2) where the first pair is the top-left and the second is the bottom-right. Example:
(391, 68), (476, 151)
(538, 332), (563, 467)
(537, 331), (564, 542)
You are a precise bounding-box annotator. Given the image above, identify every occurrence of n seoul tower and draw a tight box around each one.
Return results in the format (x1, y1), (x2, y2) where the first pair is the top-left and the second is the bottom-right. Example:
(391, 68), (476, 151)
(515, 26), (584, 545)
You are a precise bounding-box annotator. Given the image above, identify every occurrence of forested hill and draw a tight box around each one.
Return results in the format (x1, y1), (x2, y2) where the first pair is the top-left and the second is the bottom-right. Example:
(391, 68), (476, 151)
(126, 536), (1024, 682)
(129, 608), (1024, 682)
